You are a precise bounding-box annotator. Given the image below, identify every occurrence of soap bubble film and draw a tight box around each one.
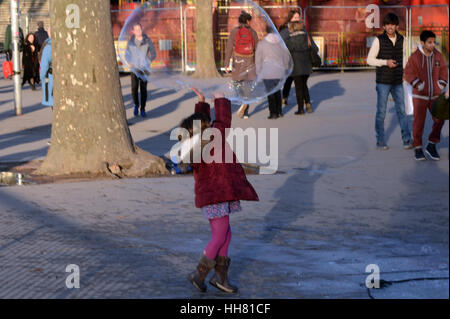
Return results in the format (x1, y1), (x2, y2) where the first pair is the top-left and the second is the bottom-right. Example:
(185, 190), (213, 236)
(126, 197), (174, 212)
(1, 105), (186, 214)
(118, 0), (293, 104)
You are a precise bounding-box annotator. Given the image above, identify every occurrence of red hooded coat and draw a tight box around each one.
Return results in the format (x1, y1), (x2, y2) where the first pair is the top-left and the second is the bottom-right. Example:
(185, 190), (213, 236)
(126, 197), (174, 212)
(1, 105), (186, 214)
(192, 98), (259, 208)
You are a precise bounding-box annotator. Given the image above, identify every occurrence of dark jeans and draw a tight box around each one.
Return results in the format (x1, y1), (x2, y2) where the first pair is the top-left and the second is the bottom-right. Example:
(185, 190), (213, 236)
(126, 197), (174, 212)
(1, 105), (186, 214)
(263, 79), (282, 116)
(292, 75), (310, 110)
(282, 76), (293, 99)
(131, 72), (148, 110)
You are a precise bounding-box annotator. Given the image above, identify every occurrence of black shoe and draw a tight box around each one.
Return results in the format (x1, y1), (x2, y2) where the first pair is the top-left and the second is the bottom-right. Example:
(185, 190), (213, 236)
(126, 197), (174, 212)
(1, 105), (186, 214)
(425, 143), (440, 160)
(268, 114), (278, 119)
(295, 109), (305, 115)
(414, 148), (426, 161)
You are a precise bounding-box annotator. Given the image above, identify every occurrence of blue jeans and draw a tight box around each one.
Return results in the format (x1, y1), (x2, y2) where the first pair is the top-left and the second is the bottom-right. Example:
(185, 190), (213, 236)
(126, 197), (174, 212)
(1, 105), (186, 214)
(375, 83), (411, 144)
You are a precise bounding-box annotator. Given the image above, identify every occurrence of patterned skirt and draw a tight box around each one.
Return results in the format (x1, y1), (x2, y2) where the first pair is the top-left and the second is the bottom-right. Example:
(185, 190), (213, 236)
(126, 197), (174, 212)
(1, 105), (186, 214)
(202, 201), (242, 220)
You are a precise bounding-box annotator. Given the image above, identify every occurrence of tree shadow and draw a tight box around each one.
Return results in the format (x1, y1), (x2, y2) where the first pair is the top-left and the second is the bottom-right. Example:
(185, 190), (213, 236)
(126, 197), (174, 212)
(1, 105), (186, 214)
(0, 102), (50, 122)
(0, 86), (14, 94)
(0, 187), (196, 298)
(0, 124), (51, 161)
(283, 79), (346, 114)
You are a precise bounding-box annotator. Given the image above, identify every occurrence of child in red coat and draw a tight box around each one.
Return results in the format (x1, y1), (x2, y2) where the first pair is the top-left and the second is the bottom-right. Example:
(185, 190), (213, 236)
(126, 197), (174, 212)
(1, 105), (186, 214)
(180, 89), (259, 293)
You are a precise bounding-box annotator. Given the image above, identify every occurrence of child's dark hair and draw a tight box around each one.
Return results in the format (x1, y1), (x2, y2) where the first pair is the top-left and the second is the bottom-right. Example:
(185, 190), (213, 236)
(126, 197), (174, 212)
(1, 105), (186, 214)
(420, 30), (436, 42)
(382, 13), (399, 26)
(178, 112), (211, 139)
(239, 11), (252, 24)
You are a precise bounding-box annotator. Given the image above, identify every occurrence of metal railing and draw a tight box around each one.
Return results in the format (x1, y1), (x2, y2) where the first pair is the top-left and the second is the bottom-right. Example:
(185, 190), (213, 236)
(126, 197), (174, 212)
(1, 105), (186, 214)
(65, 4), (450, 73)
(304, 4), (449, 71)
(183, 5), (302, 72)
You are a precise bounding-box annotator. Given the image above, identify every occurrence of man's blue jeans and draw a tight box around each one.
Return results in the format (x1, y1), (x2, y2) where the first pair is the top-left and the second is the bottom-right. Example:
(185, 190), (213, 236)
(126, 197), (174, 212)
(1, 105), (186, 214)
(375, 83), (411, 144)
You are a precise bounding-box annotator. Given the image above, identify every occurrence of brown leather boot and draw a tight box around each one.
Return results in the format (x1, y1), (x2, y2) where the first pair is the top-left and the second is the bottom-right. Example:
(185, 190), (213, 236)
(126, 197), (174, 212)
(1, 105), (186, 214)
(188, 255), (215, 292)
(209, 256), (238, 293)
(305, 103), (312, 113)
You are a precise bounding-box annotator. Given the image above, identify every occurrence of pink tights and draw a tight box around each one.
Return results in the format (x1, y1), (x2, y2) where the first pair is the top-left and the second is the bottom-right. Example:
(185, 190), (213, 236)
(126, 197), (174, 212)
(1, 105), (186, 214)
(204, 215), (232, 260)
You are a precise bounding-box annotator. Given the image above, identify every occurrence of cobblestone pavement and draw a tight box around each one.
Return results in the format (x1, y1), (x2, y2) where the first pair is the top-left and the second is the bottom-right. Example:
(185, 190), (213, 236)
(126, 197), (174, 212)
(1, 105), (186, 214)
(0, 70), (448, 298)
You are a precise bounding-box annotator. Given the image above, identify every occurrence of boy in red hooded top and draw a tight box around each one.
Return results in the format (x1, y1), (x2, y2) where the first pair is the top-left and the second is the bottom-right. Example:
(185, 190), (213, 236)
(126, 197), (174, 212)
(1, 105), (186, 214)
(180, 89), (259, 293)
(404, 30), (448, 161)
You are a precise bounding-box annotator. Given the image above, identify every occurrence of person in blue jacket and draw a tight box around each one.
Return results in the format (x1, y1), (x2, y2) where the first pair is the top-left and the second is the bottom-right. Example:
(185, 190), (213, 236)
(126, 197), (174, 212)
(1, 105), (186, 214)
(40, 37), (53, 107)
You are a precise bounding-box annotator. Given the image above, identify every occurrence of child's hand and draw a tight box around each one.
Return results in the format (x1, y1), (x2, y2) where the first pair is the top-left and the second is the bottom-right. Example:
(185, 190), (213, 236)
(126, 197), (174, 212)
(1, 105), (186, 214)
(213, 92), (225, 99)
(192, 87), (205, 102)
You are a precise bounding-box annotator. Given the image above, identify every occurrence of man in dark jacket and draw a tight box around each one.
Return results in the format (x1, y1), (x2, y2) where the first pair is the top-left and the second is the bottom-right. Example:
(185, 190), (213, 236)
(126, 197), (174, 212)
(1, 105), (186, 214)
(34, 21), (49, 51)
(367, 13), (412, 150)
(125, 22), (157, 118)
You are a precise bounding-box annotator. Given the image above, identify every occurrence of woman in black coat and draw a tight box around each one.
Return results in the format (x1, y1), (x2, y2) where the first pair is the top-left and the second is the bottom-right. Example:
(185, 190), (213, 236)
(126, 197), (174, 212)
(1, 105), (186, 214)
(285, 21), (319, 115)
(22, 33), (40, 90)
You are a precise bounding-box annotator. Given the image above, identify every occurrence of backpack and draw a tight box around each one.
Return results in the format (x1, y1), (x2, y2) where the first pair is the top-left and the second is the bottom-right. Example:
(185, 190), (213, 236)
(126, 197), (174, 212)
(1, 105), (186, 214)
(38, 38), (50, 62)
(234, 26), (255, 56)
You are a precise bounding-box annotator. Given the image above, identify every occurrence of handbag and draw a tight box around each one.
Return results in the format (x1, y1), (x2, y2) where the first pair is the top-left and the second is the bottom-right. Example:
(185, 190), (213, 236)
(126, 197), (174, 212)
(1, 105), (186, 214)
(307, 34), (321, 67)
(431, 93), (449, 120)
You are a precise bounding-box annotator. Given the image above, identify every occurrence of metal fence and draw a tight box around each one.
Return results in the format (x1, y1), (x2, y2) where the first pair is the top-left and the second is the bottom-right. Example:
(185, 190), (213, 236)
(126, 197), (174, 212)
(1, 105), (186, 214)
(304, 4), (448, 71)
(183, 5), (301, 72)
(111, 5), (184, 72)
(109, 4), (448, 72)
(305, 5), (409, 71)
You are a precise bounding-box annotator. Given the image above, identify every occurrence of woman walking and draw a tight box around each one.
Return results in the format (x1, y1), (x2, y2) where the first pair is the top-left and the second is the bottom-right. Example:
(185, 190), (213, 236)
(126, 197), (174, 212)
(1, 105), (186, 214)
(284, 19), (318, 114)
(22, 33), (40, 90)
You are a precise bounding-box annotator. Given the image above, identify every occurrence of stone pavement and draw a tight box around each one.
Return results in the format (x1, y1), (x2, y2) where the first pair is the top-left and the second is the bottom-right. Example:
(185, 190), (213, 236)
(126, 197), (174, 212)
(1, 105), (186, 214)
(0, 64), (448, 298)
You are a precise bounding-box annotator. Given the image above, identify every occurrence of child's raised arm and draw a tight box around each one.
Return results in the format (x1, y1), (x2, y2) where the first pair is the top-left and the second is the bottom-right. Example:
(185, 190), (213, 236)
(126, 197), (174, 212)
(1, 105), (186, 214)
(192, 88), (211, 119)
(213, 96), (232, 129)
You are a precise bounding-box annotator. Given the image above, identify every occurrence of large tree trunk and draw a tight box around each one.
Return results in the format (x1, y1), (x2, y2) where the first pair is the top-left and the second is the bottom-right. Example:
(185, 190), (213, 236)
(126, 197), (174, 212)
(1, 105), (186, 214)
(193, 0), (221, 78)
(36, 0), (167, 177)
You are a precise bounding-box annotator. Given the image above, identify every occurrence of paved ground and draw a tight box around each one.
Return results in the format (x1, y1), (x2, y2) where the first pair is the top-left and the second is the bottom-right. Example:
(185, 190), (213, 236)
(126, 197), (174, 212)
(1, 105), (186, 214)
(0, 64), (448, 298)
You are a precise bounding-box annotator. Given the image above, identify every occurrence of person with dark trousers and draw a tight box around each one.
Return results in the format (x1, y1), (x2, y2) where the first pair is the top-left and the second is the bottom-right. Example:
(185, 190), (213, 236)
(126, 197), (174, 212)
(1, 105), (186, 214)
(279, 10), (301, 107)
(284, 19), (317, 115)
(367, 13), (412, 150)
(255, 25), (291, 119)
(125, 22), (156, 118)
(34, 21), (49, 51)
(22, 33), (40, 90)
(404, 30), (448, 161)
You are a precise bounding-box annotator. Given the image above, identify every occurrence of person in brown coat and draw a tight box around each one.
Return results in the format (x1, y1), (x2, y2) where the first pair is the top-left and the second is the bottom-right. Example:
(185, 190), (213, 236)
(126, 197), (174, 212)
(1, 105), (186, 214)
(224, 11), (259, 119)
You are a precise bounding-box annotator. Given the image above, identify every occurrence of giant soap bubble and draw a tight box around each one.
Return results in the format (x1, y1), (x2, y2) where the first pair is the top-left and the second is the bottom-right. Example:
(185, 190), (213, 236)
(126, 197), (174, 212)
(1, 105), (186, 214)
(118, 0), (293, 104)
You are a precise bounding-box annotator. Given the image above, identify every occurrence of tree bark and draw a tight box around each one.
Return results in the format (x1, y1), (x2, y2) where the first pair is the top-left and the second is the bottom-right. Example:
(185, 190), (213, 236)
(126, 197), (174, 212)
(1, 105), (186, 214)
(193, 0), (221, 78)
(36, 0), (167, 177)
